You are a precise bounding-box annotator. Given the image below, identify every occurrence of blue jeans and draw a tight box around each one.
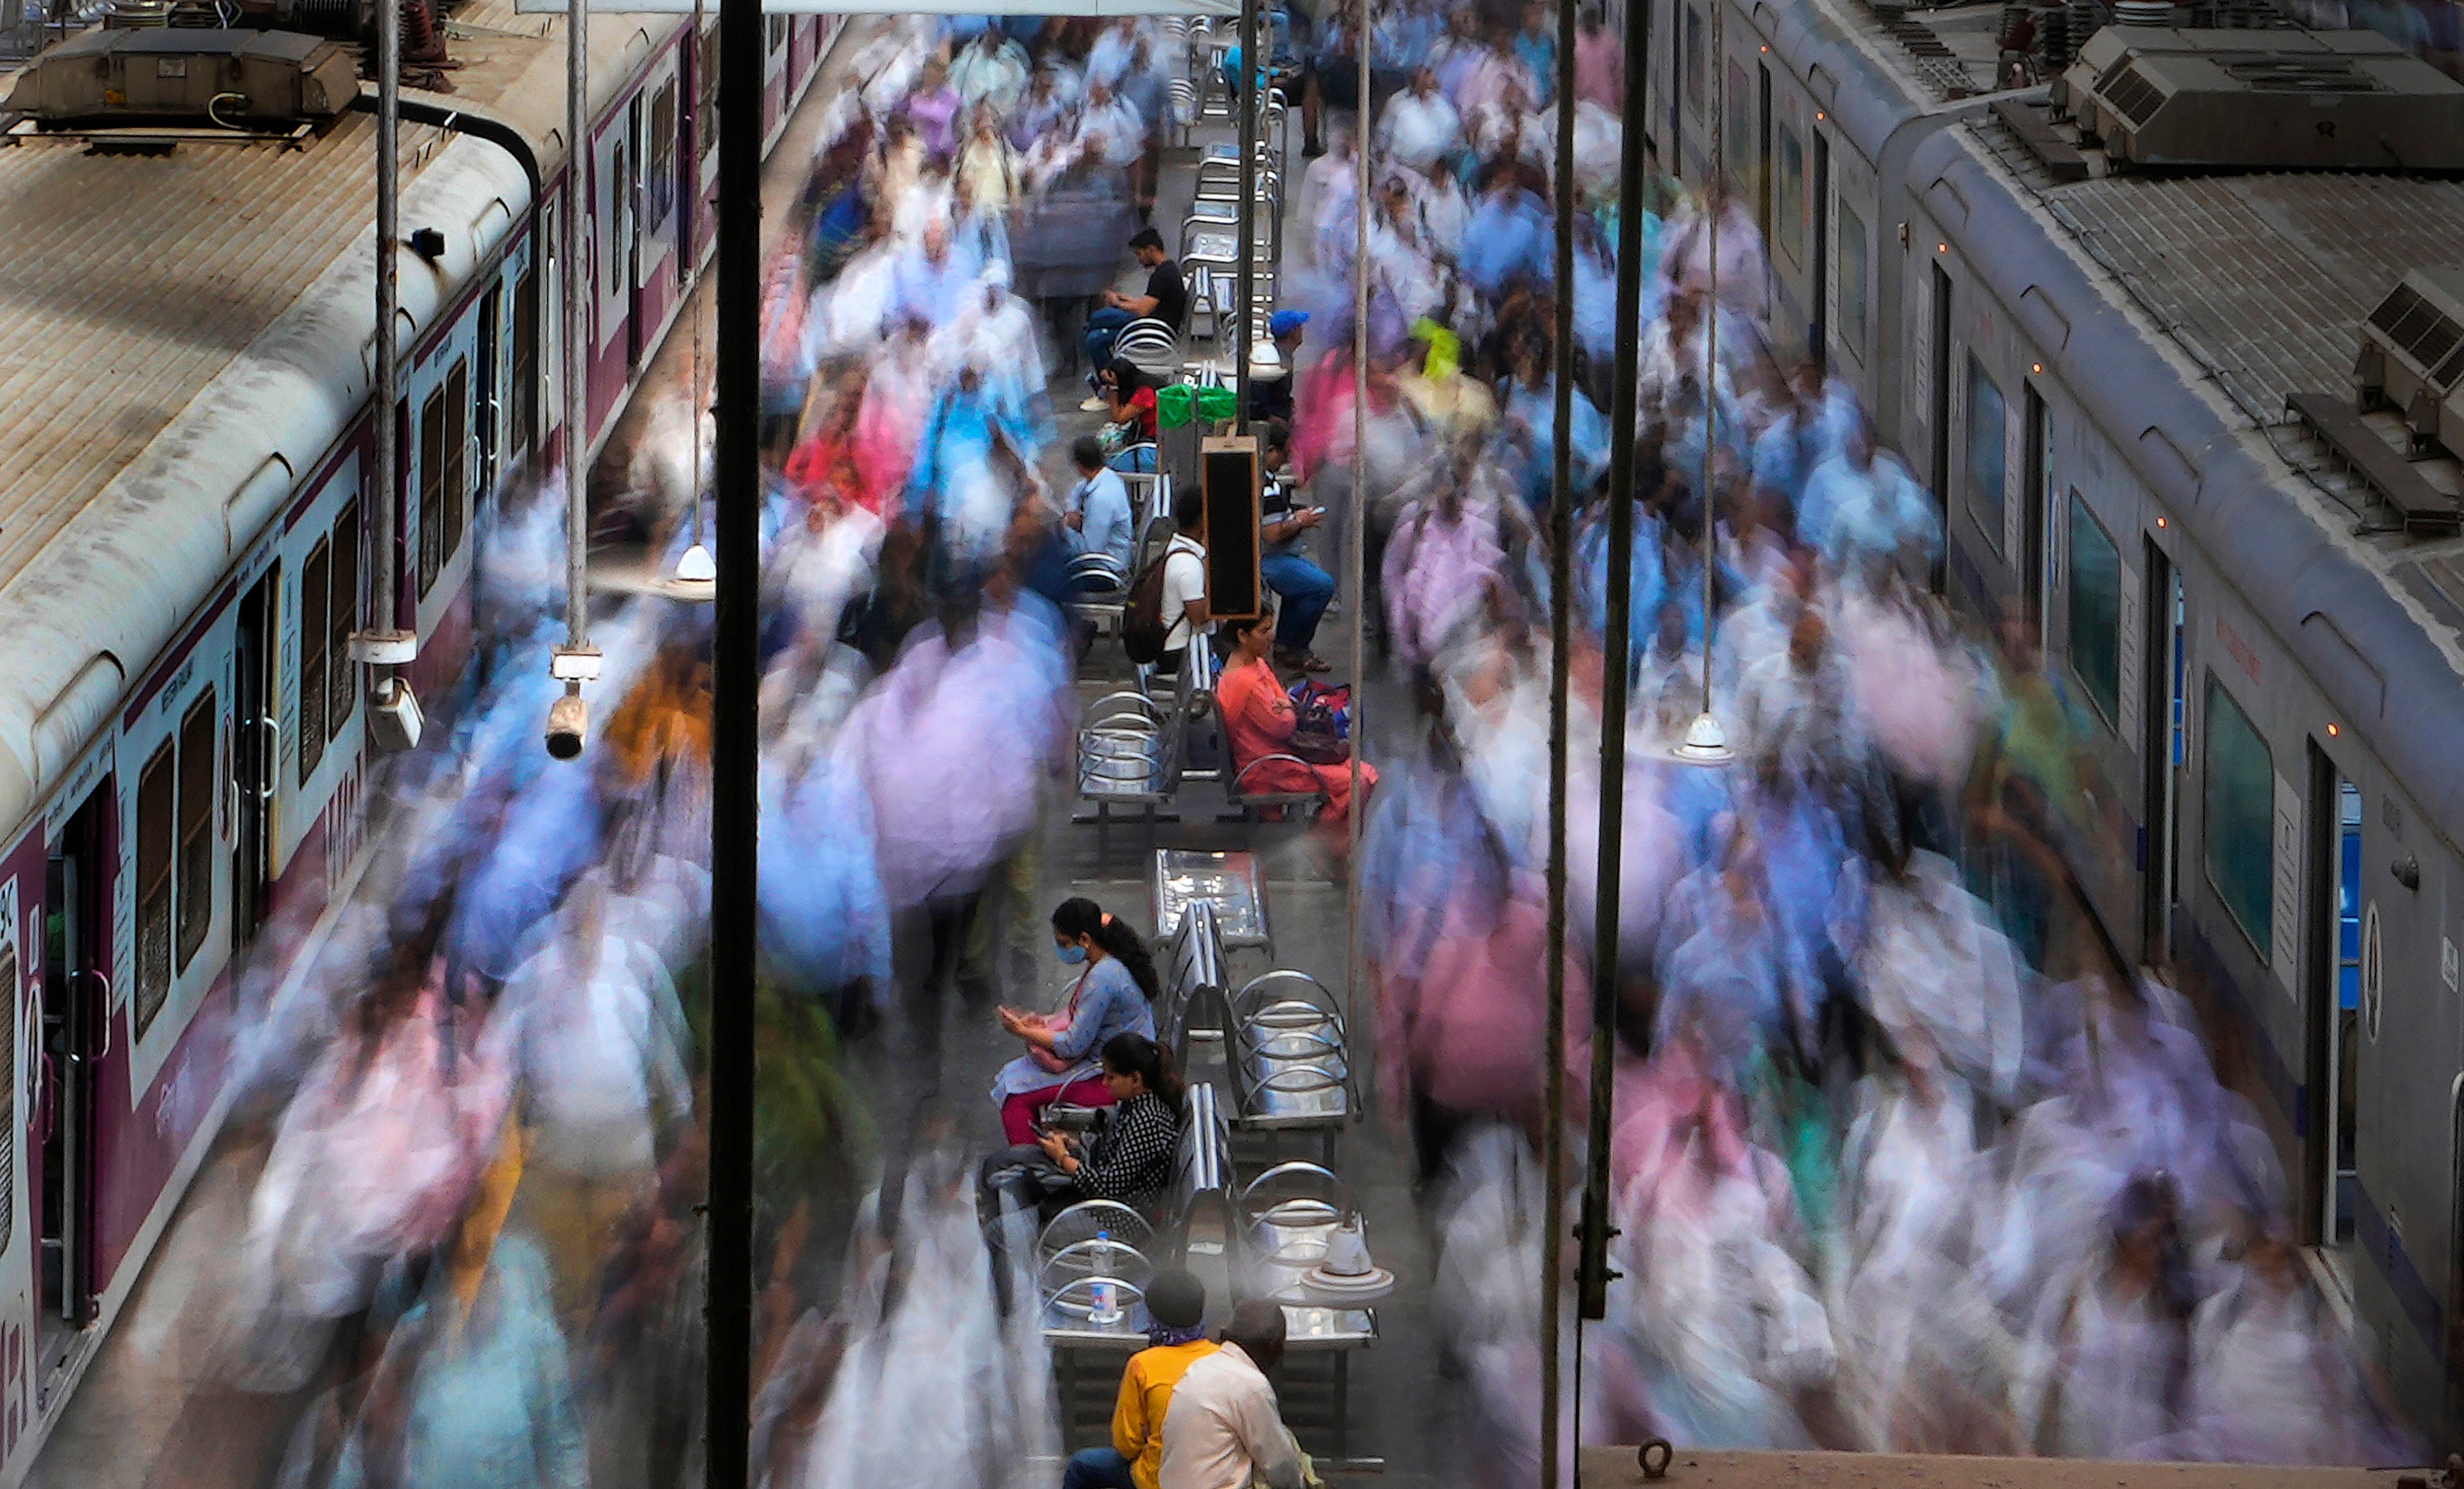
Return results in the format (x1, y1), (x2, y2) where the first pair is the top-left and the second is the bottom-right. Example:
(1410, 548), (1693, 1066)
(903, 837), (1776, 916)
(1083, 306), (1135, 377)
(1261, 549), (1334, 655)
(1062, 1447), (1139, 1489)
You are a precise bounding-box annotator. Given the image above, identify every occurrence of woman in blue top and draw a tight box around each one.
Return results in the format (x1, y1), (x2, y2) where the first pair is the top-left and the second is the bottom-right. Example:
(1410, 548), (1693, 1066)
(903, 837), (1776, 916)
(990, 897), (1161, 1144)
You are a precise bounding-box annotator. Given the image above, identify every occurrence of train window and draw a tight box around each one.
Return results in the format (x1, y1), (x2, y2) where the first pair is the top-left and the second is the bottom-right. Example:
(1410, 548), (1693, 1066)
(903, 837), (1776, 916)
(511, 269), (539, 457)
(2066, 490), (2121, 726)
(650, 79), (679, 233)
(1837, 201), (1869, 353)
(1684, 7), (1704, 112)
(767, 15), (786, 55)
(697, 20), (720, 164)
(298, 536), (331, 786)
(418, 385), (447, 598)
(174, 690), (215, 978)
(1964, 354), (2008, 551)
(443, 358), (470, 567)
(2203, 672), (2274, 955)
(134, 741), (175, 1036)
(329, 501), (359, 744)
(1775, 124), (1806, 267)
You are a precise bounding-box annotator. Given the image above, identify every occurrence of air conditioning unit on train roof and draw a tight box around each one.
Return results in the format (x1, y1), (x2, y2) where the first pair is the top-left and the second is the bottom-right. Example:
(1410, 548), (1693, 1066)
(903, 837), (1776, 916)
(5, 28), (357, 128)
(2358, 268), (2464, 459)
(2054, 27), (2464, 170)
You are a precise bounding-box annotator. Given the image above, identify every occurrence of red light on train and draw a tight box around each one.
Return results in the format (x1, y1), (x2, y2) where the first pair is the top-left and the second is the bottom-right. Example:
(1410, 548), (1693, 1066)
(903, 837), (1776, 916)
(2157, 516), (2168, 528)
(2328, 722), (2341, 737)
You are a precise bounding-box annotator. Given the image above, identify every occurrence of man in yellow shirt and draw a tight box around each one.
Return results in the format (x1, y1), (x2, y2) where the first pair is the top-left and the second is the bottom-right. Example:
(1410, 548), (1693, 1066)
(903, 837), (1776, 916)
(1065, 1271), (1217, 1489)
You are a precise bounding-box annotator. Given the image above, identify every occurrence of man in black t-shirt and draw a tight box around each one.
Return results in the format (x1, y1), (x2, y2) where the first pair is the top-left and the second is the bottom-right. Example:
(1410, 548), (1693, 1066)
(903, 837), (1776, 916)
(1083, 228), (1187, 405)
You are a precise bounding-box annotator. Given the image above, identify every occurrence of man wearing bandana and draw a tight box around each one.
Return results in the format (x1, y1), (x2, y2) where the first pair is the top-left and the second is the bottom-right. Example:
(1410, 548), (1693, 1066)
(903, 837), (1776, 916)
(1063, 1271), (1217, 1489)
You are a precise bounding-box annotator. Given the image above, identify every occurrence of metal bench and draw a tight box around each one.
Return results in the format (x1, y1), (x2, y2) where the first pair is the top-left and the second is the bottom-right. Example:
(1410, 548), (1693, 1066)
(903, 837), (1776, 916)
(1225, 970), (1354, 1164)
(1152, 846), (1272, 958)
(1231, 1160), (1377, 1459)
(1042, 1082), (1236, 1441)
(1067, 552), (1129, 638)
(1076, 689), (1181, 842)
(1157, 898), (1231, 1063)
(1216, 690), (1329, 825)
(1112, 317), (1184, 381)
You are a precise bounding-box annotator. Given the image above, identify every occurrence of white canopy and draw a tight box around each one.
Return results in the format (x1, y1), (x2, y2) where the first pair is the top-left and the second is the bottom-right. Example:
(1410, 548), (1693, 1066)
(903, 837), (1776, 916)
(516, 0), (1232, 14)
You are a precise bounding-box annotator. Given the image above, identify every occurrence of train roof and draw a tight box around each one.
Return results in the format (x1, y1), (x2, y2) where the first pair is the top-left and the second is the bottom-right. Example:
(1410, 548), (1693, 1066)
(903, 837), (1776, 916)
(0, 4), (680, 843)
(1763, 0), (2464, 853)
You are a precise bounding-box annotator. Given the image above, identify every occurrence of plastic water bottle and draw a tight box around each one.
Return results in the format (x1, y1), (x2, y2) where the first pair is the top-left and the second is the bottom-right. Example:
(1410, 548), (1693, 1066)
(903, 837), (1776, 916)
(1092, 1230), (1118, 1323)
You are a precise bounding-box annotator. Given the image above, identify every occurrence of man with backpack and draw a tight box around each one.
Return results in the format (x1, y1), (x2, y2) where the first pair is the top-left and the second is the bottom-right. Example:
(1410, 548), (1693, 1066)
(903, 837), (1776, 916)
(1123, 487), (1211, 674)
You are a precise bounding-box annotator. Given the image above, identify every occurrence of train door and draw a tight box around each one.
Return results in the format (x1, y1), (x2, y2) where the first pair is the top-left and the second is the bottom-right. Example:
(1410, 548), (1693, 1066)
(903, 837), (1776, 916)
(1754, 63), (1773, 244)
(1925, 262), (1952, 592)
(2302, 748), (2363, 1264)
(2138, 542), (2183, 954)
(2021, 383), (2049, 644)
(476, 286), (502, 500)
(1810, 133), (1829, 371)
(231, 569), (279, 950)
(36, 789), (106, 1397)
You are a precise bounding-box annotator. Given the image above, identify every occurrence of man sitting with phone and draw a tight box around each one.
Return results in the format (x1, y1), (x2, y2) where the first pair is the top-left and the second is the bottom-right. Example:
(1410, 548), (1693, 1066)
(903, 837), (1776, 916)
(1257, 419), (1335, 673)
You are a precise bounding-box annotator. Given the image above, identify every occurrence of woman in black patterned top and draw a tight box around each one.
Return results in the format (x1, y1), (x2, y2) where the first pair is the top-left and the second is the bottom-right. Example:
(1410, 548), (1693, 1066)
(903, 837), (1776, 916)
(980, 1034), (1188, 1255)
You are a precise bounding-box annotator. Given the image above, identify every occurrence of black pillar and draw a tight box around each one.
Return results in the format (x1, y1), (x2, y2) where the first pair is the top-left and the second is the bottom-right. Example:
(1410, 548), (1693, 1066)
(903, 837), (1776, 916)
(706, 0), (760, 1482)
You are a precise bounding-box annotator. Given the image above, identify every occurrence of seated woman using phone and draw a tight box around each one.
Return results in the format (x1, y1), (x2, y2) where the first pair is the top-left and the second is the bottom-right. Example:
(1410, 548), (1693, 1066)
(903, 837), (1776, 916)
(989, 897), (1160, 1145)
(1216, 607), (1376, 827)
(978, 1034), (1188, 1267)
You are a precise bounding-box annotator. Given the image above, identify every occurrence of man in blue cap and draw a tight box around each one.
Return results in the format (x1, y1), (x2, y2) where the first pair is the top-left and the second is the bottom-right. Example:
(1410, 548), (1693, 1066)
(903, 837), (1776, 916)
(1246, 309), (1309, 425)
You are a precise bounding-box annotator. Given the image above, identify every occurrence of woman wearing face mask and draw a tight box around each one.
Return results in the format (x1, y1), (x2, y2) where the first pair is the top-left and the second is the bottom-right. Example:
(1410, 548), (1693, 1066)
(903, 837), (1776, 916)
(988, 898), (1162, 1144)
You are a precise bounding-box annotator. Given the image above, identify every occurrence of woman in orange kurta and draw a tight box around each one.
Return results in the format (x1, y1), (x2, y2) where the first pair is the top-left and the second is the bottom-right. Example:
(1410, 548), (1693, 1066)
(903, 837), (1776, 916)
(1215, 609), (1377, 825)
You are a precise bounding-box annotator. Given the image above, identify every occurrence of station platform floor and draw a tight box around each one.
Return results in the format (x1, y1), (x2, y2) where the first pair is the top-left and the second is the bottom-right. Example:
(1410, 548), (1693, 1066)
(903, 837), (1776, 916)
(26, 25), (1467, 1489)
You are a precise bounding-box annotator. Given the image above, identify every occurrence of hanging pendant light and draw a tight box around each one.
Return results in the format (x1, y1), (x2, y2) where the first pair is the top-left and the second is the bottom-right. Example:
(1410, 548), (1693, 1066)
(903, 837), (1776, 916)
(1671, 24), (1735, 772)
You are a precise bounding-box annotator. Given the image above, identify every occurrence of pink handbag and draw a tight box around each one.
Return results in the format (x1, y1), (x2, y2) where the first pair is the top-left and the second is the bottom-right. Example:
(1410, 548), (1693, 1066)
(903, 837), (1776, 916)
(1029, 973), (1087, 1075)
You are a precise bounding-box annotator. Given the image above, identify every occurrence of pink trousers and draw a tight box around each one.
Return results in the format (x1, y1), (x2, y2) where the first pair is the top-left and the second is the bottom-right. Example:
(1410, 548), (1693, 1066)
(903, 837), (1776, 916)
(1000, 1076), (1117, 1146)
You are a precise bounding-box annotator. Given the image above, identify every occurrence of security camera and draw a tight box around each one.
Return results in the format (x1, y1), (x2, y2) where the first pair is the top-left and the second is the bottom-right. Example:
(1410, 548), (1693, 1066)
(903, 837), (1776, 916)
(546, 690), (588, 761)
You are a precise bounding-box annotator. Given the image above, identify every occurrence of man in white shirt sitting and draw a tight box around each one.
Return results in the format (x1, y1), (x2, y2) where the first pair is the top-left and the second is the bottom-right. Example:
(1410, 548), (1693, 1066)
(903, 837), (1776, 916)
(1157, 487), (1212, 676)
(1158, 1301), (1307, 1489)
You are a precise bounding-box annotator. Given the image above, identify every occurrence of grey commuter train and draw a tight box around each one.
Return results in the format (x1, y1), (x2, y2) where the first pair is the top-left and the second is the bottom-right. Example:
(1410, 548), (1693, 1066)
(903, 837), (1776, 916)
(1634, 0), (2464, 1445)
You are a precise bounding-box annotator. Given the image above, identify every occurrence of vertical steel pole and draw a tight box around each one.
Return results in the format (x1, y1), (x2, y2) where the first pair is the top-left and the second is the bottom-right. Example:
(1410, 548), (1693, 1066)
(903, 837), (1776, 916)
(373, 0), (400, 646)
(706, 0), (760, 1485)
(1235, 0), (1259, 429)
(1540, 0), (1578, 1473)
(1344, 0), (1368, 1041)
(1578, 0), (1656, 1327)
(1700, 1), (1721, 715)
(563, 0), (591, 657)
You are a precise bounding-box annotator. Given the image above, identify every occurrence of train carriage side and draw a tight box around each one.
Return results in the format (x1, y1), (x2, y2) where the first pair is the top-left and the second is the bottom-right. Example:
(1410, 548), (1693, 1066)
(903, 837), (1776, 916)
(1899, 129), (2464, 1440)
(1682, 0), (2464, 1446)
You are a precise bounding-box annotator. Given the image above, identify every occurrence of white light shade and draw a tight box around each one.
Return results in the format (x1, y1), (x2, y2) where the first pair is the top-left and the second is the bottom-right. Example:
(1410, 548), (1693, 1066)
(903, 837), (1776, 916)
(1669, 710), (1736, 767)
(673, 542), (717, 584)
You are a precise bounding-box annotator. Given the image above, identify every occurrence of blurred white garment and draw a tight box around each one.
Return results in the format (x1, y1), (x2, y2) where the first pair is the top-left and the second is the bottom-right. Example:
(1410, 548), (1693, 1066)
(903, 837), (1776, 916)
(1849, 850), (2027, 1104)
(505, 908), (689, 1178)
(1380, 87), (1463, 169)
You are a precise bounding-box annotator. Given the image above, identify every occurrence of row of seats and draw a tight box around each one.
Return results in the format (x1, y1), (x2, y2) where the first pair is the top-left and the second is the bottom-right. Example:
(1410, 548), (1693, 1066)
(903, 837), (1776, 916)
(1075, 643), (1333, 837)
